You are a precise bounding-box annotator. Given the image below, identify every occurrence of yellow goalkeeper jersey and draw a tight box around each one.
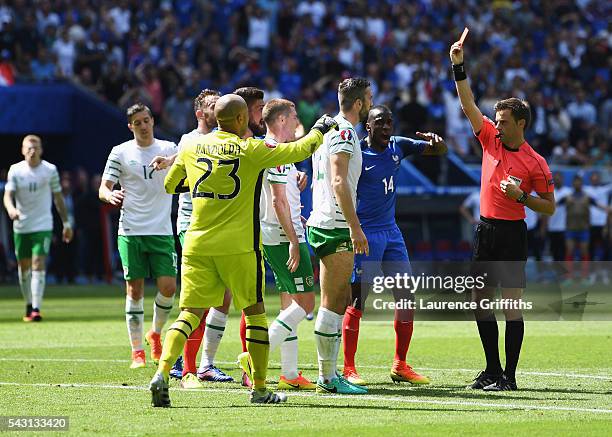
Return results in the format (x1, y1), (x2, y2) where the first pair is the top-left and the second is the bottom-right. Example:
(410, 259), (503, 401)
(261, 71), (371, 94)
(165, 129), (323, 256)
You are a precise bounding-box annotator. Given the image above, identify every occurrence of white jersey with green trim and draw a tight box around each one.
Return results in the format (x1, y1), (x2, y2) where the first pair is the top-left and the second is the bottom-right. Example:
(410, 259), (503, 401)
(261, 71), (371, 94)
(176, 130), (203, 233)
(260, 137), (305, 245)
(102, 138), (177, 236)
(307, 113), (362, 229)
(5, 160), (61, 234)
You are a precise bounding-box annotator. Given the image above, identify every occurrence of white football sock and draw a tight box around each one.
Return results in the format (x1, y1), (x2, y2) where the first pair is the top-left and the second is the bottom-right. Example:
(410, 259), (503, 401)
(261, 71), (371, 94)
(18, 268), (32, 305)
(199, 308), (228, 369)
(280, 327), (299, 380)
(269, 301), (307, 352)
(31, 270), (45, 310)
(125, 296), (144, 351)
(314, 307), (343, 382)
(152, 292), (173, 334)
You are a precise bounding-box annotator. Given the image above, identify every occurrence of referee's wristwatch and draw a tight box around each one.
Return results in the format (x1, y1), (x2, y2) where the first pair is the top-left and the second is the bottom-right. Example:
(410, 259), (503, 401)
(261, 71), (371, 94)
(516, 191), (529, 204)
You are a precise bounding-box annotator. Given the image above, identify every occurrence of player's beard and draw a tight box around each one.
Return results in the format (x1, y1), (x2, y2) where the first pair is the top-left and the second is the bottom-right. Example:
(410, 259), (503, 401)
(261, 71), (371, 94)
(359, 106), (369, 123)
(249, 120), (266, 137)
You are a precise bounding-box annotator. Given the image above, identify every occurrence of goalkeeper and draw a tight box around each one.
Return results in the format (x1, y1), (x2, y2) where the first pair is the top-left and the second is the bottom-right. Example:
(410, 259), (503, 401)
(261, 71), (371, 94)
(149, 94), (337, 406)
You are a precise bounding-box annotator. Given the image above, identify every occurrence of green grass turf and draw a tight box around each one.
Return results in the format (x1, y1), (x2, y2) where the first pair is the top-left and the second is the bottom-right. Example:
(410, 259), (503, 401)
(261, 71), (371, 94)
(0, 285), (611, 436)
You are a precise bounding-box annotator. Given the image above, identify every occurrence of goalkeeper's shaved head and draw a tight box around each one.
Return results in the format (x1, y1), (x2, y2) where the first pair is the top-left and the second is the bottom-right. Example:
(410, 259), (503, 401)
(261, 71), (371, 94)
(214, 94), (249, 138)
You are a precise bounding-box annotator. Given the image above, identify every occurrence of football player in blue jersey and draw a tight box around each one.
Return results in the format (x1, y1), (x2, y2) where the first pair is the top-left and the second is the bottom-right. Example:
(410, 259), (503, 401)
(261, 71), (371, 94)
(342, 104), (447, 386)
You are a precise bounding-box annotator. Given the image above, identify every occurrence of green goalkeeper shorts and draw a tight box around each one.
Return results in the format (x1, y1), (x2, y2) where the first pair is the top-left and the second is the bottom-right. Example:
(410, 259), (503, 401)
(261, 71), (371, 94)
(117, 235), (177, 280)
(13, 231), (52, 260)
(263, 242), (314, 294)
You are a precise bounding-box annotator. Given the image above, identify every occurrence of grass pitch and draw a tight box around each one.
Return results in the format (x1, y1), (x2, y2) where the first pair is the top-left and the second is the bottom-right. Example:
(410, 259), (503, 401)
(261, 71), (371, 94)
(0, 285), (611, 436)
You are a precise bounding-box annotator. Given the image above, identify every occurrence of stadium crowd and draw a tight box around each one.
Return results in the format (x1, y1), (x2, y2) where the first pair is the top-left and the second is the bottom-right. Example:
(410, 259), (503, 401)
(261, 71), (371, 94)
(0, 0), (610, 161)
(0, 0), (610, 282)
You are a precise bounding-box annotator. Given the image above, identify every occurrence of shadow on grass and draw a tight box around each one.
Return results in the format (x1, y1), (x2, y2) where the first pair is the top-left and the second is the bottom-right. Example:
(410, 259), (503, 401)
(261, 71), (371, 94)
(169, 403), (497, 412)
(364, 386), (593, 401)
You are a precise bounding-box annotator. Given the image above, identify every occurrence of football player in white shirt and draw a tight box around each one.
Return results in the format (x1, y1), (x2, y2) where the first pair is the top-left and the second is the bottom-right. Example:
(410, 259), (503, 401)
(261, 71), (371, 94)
(306, 77), (372, 394)
(4, 135), (73, 322)
(260, 98), (317, 390)
(99, 103), (178, 369)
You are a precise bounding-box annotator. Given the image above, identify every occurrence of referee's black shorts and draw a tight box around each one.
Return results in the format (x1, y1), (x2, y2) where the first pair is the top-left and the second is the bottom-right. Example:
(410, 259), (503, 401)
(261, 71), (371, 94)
(472, 216), (528, 288)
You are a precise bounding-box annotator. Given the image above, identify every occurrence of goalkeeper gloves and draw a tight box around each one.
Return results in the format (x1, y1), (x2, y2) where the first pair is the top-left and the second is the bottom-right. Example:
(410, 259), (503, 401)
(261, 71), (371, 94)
(312, 114), (339, 135)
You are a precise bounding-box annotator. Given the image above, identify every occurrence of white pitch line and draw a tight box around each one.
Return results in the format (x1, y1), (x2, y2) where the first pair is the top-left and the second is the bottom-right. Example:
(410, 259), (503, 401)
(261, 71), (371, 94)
(0, 382), (610, 415)
(0, 358), (610, 381)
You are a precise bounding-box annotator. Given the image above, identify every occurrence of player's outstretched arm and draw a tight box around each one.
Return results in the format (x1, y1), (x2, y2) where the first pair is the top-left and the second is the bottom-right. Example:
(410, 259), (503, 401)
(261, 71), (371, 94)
(251, 115), (337, 169)
(416, 132), (448, 155)
(331, 153), (368, 255)
(149, 153), (177, 171)
(163, 154), (188, 194)
(449, 41), (483, 133)
(52, 192), (73, 243)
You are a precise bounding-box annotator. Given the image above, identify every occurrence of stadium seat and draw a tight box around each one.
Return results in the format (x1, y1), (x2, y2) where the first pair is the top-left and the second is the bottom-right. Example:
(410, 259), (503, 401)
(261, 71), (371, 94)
(434, 239), (453, 261)
(414, 240), (434, 261)
(455, 240), (473, 261)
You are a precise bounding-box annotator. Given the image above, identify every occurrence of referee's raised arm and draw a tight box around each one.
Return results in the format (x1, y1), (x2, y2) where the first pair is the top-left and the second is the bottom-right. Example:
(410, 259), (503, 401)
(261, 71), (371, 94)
(449, 40), (483, 134)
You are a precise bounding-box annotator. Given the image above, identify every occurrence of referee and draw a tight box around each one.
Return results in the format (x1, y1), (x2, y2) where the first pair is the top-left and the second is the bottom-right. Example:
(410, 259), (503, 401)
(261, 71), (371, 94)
(450, 39), (555, 391)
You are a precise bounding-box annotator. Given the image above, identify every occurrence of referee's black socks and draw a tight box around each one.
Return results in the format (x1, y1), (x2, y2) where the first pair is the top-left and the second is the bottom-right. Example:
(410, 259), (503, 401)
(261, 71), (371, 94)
(476, 313), (503, 376)
(504, 318), (524, 381)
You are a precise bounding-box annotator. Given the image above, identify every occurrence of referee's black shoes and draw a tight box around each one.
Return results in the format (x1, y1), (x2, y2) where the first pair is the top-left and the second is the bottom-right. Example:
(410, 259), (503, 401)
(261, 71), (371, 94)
(467, 371), (501, 389)
(483, 373), (518, 391)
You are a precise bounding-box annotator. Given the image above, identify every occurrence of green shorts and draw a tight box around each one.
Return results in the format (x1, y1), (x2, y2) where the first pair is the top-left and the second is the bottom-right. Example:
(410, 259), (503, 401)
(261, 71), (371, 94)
(14, 231), (52, 260)
(180, 250), (264, 311)
(263, 242), (314, 294)
(117, 235), (177, 280)
(178, 230), (186, 247)
(307, 226), (353, 259)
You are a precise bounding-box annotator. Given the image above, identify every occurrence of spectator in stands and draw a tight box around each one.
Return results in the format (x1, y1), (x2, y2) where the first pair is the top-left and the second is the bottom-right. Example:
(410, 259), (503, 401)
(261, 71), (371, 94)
(567, 88), (597, 126)
(543, 173), (568, 263)
(397, 86), (428, 138)
(162, 86), (193, 137)
(584, 171), (611, 261)
(589, 138), (611, 167)
(561, 175), (611, 280)
(0, 49), (16, 86)
(546, 100), (572, 144)
(0, 0), (606, 160)
(551, 139), (580, 166)
(52, 28), (76, 78)
(31, 45), (56, 82)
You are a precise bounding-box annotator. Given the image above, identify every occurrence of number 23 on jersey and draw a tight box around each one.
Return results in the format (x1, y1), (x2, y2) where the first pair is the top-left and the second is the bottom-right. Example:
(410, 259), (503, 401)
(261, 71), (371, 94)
(192, 158), (241, 200)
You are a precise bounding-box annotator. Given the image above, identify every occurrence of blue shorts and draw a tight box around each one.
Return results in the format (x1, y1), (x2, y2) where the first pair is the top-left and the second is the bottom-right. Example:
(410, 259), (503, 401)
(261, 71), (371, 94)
(352, 225), (411, 283)
(566, 230), (589, 243)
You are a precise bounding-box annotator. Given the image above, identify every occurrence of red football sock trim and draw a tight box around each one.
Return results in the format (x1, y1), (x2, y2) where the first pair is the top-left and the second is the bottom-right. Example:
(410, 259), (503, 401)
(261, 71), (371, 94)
(342, 306), (362, 368)
(394, 309), (414, 362)
(182, 310), (208, 376)
(239, 311), (247, 353)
